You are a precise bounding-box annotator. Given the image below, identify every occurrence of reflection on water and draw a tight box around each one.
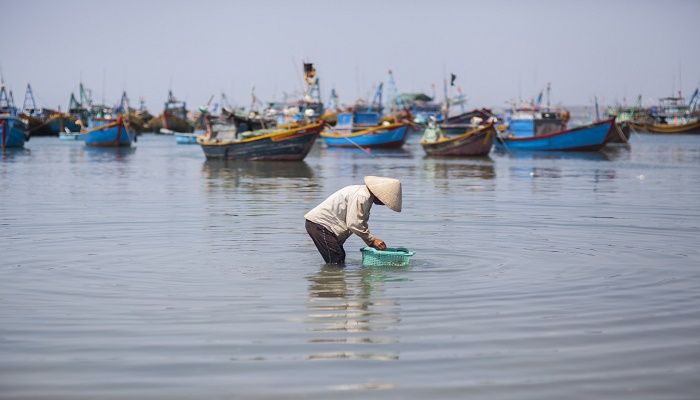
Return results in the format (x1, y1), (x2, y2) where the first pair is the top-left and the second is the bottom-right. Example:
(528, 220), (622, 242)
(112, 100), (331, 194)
(422, 157), (496, 181)
(83, 146), (137, 162)
(201, 159), (315, 195)
(1, 146), (31, 162)
(202, 159), (314, 180)
(320, 146), (413, 159)
(509, 166), (616, 180)
(493, 145), (633, 163)
(494, 148), (616, 162)
(305, 265), (403, 361)
(2, 134), (700, 399)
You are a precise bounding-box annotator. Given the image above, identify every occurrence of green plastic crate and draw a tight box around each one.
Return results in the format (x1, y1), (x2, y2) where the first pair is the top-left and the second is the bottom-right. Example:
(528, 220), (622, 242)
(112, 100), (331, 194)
(360, 247), (415, 267)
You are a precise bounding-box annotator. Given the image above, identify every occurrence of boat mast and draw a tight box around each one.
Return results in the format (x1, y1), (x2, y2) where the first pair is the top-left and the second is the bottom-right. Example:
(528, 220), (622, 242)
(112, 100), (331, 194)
(326, 88), (339, 113)
(594, 95), (600, 122)
(23, 83), (38, 115)
(366, 82), (383, 113)
(0, 84), (13, 115)
(302, 61), (321, 116)
(385, 70), (402, 115)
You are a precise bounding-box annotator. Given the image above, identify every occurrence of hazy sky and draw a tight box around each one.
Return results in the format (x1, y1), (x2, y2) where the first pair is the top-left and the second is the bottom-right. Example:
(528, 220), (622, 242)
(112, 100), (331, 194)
(2, 0), (699, 113)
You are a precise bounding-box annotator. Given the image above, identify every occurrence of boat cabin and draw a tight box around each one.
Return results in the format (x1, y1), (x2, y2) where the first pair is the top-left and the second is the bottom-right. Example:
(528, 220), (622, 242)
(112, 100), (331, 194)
(507, 107), (568, 137)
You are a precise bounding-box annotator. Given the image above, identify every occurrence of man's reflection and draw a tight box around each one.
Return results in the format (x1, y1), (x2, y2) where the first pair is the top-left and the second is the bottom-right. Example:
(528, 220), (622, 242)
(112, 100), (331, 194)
(305, 265), (401, 360)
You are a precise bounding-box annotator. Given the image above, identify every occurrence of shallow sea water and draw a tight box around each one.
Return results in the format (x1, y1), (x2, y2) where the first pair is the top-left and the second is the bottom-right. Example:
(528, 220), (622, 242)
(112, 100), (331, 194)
(1, 132), (699, 399)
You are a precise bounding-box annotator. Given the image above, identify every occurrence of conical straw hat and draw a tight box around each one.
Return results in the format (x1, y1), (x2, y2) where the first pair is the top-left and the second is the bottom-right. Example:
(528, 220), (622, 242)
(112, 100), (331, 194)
(364, 176), (402, 212)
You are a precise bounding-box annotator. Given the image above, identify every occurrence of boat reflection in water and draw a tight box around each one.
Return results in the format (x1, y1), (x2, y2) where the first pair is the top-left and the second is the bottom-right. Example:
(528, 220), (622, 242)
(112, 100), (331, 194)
(495, 148), (616, 162)
(201, 159), (315, 194)
(320, 145), (412, 159)
(305, 265), (408, 361)
(202, 159), (314, 180)
(0, 147), (31, 162)
(83, 146), (136, 162)
(422, 157), (496, 184)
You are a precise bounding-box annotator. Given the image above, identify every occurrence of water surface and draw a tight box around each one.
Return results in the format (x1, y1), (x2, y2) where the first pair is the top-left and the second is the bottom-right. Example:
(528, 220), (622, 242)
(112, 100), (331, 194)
(1, 133), (699, 399)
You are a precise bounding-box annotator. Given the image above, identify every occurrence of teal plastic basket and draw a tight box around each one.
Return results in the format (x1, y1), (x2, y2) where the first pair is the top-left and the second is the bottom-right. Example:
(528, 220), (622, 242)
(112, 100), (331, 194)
(360, 247), (415, 267)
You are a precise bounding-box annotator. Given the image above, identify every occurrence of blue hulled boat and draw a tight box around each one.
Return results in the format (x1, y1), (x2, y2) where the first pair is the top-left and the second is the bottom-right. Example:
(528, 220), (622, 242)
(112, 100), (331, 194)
(495, 118), (616, 152)
(1, 84), (29, 148)
(46, 113), (80, 135)
(1, 116), (28, 148)
(320, 112), (409, 149)
(83, 116), (134, 147)
(175, 131), (204, 144)
(59, 131), (84, 141)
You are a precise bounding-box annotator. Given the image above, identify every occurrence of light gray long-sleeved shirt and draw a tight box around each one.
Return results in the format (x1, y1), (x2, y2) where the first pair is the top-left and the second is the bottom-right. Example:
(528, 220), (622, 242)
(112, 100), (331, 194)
(304, 185), (376, 245)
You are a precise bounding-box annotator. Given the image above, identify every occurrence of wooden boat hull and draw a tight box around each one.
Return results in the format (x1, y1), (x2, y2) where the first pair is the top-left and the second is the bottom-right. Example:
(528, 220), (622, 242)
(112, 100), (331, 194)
(150, 112), (193, 133)
(628, 120), (647, 132)
(83, 119), (134, 147)
(321, 123), (409, 149)
(46, 114), (80, 135)
(495, 118), (615, 152)
(198, 122), (323, 161)
(1, 117), (28, 148)
(644, 120), (700, 134)
(607, 121), (632, 143)
(421, 123), (496, 156)
(21, 114), (53, 136)
(446, 108), (495, 124)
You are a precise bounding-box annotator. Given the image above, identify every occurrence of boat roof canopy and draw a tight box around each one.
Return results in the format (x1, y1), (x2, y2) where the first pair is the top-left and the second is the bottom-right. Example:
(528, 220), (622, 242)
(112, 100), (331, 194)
(399, 93), (433, 103)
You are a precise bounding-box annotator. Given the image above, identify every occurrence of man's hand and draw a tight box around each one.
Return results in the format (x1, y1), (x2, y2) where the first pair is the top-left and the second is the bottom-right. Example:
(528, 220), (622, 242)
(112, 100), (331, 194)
(371, 238), (386, 250)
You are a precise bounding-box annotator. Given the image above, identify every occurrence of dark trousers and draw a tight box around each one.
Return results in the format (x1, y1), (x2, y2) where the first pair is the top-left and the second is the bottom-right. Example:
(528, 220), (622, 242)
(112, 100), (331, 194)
(305, 220), (345, 264)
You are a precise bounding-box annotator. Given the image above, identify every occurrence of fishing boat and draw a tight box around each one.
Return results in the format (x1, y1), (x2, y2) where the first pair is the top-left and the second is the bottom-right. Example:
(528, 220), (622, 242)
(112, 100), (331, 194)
(2, 117), (29, 148)
(495, 118), (615, 152)
(0, 84), (29, 148)
(218, 108), (275, 133)
(400, 92), (440, 120)
(135, 97), (153, 131)
(19, 84), (54, 137)
(150, 90), (193, 133)
(608, 121), (632, 143)
(45, 113), (80, 135)
(502, 83), (570, 136)
(320, 112), (409, 149)
(642, 89), (700, 134)
(264, 61), (325, 127)
(504, 105), (569, 137)
(420, 122), (496, 156)
(174, 130), (204, 144)
(446, 108), (497, 125)
(605, 95), (644, 143)
(197, 120), (324, 161)
(645, 119), (700, 134)
(82, 116), (135, 147)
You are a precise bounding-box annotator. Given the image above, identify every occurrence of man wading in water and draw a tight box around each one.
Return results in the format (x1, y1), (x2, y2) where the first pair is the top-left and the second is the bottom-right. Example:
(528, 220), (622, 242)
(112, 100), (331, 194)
(305, 176), (402, 264)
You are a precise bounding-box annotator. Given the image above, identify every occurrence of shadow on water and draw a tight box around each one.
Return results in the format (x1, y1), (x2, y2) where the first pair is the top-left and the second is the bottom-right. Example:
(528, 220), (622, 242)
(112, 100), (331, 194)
(83, 146), (137, 162)
(304, 264), (407, 361)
